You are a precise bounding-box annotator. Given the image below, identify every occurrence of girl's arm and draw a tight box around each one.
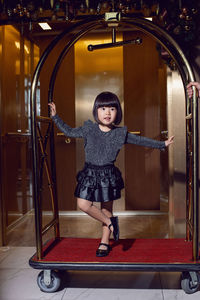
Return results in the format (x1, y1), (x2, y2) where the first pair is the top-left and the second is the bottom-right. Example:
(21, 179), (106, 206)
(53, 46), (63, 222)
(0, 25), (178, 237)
(48, 102), (84, 138)
(126, 132), (174, 150)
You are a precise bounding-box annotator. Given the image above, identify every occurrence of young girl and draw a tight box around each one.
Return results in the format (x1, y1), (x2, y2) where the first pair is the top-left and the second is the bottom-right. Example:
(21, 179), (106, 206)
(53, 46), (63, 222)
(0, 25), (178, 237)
(49, 91), (174, 257)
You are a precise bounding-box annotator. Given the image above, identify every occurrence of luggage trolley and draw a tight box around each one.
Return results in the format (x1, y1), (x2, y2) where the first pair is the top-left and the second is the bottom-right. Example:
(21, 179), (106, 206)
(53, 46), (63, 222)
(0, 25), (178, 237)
(29, 14), (200, 294)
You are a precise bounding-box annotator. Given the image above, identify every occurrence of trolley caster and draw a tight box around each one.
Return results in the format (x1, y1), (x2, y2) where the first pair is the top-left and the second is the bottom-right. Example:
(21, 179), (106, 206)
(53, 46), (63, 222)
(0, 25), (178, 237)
(37, 270), (61, 292)
(181, 271), (200, 294)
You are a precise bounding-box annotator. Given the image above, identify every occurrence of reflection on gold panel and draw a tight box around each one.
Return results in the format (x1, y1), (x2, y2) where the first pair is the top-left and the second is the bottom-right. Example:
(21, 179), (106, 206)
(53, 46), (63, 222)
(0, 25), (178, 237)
(0, 25), (39, 237)
(34, 44), (40, 70)
(167, 69), (186, 238)
(24, 39), (31, 75)
(3, 26), (20, 132)
(75, 35), (123, 74)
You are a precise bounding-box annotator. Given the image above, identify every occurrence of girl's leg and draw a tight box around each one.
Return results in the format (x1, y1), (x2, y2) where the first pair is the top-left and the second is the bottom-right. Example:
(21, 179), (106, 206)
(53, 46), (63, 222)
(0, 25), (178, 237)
(77, 197), (112, 228)
(99, 201), (113, 250)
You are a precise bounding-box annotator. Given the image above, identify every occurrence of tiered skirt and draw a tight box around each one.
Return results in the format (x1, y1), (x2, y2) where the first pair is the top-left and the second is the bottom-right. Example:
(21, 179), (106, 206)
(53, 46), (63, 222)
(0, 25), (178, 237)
(74, 163), (124, 202)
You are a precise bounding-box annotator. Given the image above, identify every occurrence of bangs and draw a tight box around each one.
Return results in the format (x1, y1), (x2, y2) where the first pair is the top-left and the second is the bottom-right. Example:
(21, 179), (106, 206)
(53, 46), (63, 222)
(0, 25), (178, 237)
(95, 92), (119, 108)
(96, 99), (118, 108)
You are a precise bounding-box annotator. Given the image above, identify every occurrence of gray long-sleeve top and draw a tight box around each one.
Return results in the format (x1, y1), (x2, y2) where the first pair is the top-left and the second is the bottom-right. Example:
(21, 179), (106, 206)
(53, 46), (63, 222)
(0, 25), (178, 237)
(52, 114), (166, 166)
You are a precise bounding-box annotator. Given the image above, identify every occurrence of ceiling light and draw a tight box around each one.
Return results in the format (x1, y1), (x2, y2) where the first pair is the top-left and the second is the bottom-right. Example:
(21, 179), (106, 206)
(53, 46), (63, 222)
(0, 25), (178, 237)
(38, 22), (52, 30)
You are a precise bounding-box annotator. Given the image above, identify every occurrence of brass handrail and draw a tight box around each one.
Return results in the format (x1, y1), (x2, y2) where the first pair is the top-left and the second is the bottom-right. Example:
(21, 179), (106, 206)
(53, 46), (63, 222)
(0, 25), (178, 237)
(42, 218), (58, 236)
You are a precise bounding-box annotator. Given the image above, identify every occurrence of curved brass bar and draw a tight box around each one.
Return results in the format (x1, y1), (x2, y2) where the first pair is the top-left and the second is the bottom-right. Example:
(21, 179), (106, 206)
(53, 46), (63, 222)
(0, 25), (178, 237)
(191, 88), (199, 261)
(48, 21), (103, 102)
(122, 18), (194, 83)
(30, 16), (103, 260)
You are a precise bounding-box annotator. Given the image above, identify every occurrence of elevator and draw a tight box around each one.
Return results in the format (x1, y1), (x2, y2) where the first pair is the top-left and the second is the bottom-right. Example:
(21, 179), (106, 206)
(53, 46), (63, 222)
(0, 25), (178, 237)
(0, 16), (197, 251)
(48, 30), (170, 213)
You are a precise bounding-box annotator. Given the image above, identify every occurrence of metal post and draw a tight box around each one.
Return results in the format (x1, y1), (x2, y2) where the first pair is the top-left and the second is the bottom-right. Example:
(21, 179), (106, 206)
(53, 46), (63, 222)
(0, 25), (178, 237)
(192, 87), (199, 261)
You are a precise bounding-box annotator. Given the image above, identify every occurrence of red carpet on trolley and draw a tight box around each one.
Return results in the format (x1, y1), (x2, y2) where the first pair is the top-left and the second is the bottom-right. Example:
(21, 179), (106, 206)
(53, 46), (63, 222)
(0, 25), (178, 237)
(33, 238), (196, 264)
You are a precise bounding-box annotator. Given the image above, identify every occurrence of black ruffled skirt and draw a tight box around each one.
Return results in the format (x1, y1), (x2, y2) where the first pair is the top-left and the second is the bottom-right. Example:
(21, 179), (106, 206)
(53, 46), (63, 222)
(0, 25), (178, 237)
(74, 163), (124, 202)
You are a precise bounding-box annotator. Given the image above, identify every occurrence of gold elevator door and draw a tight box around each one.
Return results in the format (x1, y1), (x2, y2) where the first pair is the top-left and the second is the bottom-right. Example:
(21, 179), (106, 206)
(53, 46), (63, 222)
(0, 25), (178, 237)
(74, 31), (168, 212)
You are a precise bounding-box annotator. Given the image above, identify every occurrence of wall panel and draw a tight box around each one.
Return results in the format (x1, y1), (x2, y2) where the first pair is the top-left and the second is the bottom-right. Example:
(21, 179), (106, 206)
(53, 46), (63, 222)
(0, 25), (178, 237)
(123, 31), (166, 210)
(0, 26), (39, 239)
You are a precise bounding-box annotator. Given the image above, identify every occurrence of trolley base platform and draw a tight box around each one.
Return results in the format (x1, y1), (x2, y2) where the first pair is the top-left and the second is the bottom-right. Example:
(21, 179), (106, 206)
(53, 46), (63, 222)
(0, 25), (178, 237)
(29, 238), (200, 293)
(29, 237), (200, 271)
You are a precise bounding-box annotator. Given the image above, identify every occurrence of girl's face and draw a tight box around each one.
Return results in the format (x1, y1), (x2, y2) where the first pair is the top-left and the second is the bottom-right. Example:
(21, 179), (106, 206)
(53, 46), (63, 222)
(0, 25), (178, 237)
(97, 106), (117, 126)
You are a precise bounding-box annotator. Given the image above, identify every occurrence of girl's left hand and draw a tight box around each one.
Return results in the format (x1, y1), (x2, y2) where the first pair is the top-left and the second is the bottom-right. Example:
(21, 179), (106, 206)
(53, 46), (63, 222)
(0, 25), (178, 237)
(165, 136), (174, 147)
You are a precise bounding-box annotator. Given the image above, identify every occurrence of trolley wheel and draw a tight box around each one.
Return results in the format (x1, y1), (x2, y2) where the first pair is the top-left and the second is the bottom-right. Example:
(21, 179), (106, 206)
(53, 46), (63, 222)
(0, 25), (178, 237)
(37, 270), (61, 293)
(181, 272), (200, 294)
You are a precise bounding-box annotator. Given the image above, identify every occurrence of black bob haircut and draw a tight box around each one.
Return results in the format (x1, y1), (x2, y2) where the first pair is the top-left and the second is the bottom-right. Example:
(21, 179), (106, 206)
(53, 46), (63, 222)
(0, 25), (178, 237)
(92, 91), (122, 125)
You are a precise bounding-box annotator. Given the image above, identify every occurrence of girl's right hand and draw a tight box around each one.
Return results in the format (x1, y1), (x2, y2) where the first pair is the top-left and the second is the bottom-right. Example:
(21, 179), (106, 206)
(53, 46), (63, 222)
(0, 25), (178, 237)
(48, 102), (56, 117)
(165, 135), (174, 147)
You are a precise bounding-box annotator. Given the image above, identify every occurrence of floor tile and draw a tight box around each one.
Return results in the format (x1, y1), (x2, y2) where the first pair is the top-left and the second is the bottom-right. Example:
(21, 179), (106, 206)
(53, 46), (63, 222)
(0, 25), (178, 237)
(0, 247), (35, 269)
(62, 288), (164, 300)
(159, 272), (181, 289)
(162, 289), (200, 299)
(160, 272), (200, 299)
(0, 247), (12, 263)
(0, 268), (65, 300)
(61, 270), (164, 299)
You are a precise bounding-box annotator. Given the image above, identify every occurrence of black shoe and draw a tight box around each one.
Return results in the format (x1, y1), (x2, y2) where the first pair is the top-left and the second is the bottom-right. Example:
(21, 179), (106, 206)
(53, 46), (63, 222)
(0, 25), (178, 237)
(96, 243), (111, 257)
(109, 216), (119, 241)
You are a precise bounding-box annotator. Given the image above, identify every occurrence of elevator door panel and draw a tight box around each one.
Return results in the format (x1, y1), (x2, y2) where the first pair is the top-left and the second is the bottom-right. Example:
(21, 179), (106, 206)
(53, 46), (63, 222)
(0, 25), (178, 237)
(124, 32), (167, 210)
